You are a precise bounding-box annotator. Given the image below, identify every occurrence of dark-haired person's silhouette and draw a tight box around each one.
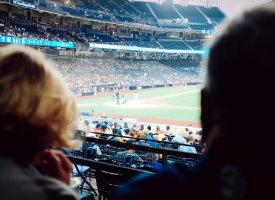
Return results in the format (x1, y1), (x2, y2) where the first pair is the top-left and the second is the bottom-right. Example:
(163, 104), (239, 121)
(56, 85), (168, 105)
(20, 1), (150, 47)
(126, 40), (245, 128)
(112, 4), (275, 200)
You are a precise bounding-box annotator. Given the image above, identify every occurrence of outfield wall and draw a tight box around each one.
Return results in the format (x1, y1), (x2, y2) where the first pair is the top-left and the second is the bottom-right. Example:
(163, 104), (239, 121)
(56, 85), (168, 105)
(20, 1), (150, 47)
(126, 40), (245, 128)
(76, 82), (203, 97)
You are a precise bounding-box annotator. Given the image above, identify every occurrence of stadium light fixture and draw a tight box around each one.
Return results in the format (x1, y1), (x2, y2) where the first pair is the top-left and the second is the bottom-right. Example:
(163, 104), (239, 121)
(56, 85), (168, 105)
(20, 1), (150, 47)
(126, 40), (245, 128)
(89, 43), (208, 55)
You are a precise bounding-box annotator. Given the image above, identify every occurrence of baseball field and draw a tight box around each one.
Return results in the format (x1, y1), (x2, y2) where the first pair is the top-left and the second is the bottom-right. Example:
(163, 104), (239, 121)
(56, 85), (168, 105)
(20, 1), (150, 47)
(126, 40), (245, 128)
(77, 85), (202, 127)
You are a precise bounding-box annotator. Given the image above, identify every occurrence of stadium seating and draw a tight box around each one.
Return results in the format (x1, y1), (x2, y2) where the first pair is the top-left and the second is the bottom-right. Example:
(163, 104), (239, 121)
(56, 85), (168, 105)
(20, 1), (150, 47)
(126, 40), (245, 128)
(148, 2), (180, 19)
(175, 5), (208, 24)
(185, 40), (204, 50)
(95, 169), (131, 200)
(198, 6), (225, 24)
(158, 40), (191, 50)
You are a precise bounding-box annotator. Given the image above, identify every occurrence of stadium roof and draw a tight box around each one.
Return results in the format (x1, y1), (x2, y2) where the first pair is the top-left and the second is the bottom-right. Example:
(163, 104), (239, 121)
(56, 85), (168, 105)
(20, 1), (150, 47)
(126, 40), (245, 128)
(133, 0), (273, 16)
(132, 0), (222, 7)
(220, 0), (271, 17)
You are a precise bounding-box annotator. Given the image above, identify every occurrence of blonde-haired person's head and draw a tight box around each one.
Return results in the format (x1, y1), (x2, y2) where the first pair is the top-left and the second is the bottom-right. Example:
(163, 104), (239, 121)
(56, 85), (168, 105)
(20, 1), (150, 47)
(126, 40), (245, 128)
(0, 45), (78, 163)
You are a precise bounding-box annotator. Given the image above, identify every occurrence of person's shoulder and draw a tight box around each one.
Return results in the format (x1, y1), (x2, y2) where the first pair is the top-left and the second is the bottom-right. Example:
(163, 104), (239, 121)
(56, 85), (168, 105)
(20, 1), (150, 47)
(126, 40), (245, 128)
(117, 151), (128, 156)
(112, 163), (198, 200)
(33, 175), (79, 200)
(0, 158), (79, 200)
(178, 145), (197, 153)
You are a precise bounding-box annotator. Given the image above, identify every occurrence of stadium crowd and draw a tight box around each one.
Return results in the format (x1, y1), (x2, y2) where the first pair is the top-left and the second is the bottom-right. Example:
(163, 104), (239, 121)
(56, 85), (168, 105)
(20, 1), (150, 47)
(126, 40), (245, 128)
(54, 57), (202, 94)
(0, 17), (76, 42)
(79, 116), (202, 147)
(2, 2), (275, 200)
(76, 115), (203, 170)
(0, 16), (204, 48)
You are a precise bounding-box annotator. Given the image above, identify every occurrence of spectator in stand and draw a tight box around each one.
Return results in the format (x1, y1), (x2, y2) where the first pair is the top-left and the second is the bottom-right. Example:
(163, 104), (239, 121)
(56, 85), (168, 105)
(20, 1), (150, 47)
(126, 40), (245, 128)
(171, 131), (186, 144)
(99, 124), (109, 140)
(165, 125), (173, 141)
(78, 120), (90, 135)
(113, 5), (275, 199)
(178, 144), (197, 154)
(144, 129), (159, 148)
(130, 127), (140, 139)
(146, 125), (151, 132)
(0, 45), (78, 200)
(134, 134), (150, 147)
(186, 134), (194, 145)
(154, 130), (167, 142)
(124, 122), (129, 129)
(143, 152), (162, 172)
(93, 123), (101, 134)
(111, 140), (143, 167)
(154, 125), (161, 135)
(140, 124), (145, 133)
(194, 130), (203, 144)
(108, 129), (124, 143)
(183, 127), (190, 139)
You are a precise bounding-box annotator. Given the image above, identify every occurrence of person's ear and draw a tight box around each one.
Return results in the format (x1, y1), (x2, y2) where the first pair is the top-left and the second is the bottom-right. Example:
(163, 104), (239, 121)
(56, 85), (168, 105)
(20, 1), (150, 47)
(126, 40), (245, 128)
(201, 88), (213, 144)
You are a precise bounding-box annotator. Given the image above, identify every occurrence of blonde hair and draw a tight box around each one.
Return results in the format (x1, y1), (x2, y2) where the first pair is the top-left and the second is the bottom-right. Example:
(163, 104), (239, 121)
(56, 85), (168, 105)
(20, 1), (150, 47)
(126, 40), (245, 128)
(0, 45), (78, 161)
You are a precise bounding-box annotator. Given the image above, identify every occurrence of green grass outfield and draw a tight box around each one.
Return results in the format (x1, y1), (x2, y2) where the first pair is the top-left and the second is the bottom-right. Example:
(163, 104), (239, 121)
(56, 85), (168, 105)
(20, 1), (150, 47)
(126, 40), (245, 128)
(77, 85), (202, 124)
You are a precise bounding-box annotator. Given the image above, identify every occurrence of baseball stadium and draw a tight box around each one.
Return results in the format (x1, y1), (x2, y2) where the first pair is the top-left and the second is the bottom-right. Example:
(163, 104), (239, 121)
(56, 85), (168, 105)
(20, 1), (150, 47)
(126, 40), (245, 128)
(1, 0), (271, 199)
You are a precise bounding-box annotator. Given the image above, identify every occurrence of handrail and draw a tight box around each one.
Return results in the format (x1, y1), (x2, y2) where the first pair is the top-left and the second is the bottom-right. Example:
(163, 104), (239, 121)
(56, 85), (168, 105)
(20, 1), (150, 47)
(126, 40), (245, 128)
(68, 156), (154, 175)
(81, 136), (201, 160)
(77, 130), (204, 151)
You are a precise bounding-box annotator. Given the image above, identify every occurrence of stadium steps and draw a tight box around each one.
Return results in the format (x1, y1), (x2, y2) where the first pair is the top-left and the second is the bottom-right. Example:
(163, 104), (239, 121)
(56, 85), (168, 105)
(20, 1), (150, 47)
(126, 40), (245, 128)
(110, 0), (130, 15)
(110, 36), (119, 41)
(172, 5), (184, 20)
(67, 31), (86, 44)
(146, 3), (162, 28)
(196, 6), (212, 24)
(182, 41), (193, 50)
(172, 5), (191, 30)
(156, 40), (164, 49)
(129, 2), (143, 15)
(95, 0), (109, 12)
(158, 39), (192, 50)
